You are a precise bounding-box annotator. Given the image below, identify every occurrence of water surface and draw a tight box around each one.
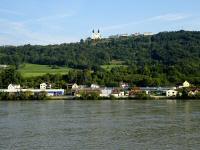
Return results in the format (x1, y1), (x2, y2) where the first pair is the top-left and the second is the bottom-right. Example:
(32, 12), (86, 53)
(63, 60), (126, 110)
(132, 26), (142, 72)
(0, 100), (200, 150)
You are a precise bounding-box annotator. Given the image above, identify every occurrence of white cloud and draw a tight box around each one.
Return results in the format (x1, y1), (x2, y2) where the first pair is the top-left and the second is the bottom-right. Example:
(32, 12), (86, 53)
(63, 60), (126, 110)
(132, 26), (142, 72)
(149, 13), (189, 21)
(0, 11), (78, 45)
(0, 18), (78, 45)
(102, 13), (190, 31)
(23, 12), (75, 23)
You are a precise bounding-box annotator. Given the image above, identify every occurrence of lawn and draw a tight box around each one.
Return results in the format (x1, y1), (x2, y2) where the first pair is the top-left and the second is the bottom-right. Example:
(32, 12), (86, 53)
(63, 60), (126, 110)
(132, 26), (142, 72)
(101, 60), (128, 71)
(18, 64), (72, 78)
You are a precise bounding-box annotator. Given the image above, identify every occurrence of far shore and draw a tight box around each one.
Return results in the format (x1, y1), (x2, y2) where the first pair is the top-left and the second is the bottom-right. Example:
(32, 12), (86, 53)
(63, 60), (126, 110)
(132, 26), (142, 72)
(0, 95), (199, 101)
(47, 96), (200, 101)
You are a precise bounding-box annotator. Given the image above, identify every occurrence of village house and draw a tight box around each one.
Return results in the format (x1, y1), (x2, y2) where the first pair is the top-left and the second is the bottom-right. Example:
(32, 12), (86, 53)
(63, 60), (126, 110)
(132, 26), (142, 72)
(111, 89), (126, 98)
(40, 83), (47, 90)
(188, 88), (200, 96)
(183, 81), (190, 87)
(178, 81), (190, 89)
(66, 83), (79, 90)
(166, 90), (178, 97)
(100, 88), (113, 97)
(91, 84), (100, 89)
(0, 84), (22, 93)
(120, 82), (129, 89)
(8, 84), (21, 90)
(40, 83), (52, 90)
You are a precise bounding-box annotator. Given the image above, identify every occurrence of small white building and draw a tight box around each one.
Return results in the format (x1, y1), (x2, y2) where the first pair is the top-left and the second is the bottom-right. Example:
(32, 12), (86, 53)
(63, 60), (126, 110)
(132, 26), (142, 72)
(183, 81), (190, 88)
(72, 83), (79, 90)
(40, 83), (47, 90)
(111, 91), (125, 98)
(143, 32), (154, 36)
(91, 84), (100, 89)
(100, 88), (113, 97)
(40, 83), (52, 90)
(166, 90), (178, 97)
(111, 89), (126, 98)
(178, 81), (190, 89)
(8, 84), (21, 90)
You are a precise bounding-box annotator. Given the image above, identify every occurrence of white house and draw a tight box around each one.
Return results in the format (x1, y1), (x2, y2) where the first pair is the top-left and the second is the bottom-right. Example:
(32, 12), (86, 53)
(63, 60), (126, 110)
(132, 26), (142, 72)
(166, 90), (178, 97)
(72, 83), (79, 90)
(91, 84), (100, 89)
(100, 88), (113, 97)
(8, 84), (21, 90)
(0, 84), (21, 93)
(111, 91), (125, 98)
(40, 83), (47, 90)
(111, 89), (126, 98)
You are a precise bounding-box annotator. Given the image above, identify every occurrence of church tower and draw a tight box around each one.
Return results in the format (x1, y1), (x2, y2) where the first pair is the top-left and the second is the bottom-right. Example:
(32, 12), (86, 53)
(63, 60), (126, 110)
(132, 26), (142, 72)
(92, 29), (102, 40)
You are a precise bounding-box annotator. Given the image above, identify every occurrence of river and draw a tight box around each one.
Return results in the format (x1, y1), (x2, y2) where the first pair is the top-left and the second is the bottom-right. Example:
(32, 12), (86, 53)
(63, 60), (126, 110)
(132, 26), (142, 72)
(0, 100), (200, 150)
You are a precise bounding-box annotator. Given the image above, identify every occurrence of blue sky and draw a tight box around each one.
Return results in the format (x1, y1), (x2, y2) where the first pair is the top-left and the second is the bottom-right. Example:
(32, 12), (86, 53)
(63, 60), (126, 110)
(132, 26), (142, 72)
(0, 0), (200, 45)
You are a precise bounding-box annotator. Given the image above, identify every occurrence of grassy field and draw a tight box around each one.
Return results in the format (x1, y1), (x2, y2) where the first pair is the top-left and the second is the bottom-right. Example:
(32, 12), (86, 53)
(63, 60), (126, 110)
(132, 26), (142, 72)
(101, 60), (128, 71)
(18, 64), (71, 78)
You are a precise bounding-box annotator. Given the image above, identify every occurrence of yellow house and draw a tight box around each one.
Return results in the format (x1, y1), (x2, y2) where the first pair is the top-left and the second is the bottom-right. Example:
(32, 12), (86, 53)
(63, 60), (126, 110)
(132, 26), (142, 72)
(183, 81), (190, 88)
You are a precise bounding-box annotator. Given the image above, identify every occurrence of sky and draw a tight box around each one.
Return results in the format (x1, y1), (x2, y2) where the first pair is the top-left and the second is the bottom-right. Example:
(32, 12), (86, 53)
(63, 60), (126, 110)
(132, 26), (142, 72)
(0, 0), (200, 45)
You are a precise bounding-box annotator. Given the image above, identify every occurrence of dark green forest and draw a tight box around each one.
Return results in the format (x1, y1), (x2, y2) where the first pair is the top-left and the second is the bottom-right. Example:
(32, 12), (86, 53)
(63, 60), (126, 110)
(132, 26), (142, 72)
(0, 30), (200, 87)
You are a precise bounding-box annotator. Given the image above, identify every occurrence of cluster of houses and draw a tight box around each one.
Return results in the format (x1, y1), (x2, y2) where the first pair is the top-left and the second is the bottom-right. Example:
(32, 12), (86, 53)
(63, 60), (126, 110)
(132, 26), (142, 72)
(66, 81), (199, 98)
(108, 32), (154, 39)
(0, 81), (199, 98)
(0, 83), (64, 97)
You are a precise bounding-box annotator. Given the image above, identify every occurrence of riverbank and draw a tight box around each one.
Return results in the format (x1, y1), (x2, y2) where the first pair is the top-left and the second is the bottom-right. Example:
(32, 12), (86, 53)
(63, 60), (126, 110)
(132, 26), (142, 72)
(1, 95), (200, 101)
(48, 95), (200, 101)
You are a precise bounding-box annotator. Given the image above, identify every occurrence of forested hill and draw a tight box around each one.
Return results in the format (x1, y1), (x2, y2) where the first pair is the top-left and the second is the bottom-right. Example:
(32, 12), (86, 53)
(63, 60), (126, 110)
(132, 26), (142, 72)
(0, 30), (200, 85)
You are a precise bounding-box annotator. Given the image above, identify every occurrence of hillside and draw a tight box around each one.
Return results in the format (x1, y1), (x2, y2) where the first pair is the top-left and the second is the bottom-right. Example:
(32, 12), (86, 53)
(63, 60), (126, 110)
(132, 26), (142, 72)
(0, 30), (200, 86)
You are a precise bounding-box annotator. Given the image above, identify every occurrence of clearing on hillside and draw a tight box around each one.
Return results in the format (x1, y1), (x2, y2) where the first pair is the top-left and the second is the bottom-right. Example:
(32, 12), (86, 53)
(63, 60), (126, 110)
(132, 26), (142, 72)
(19, 64), (71, 78)
(101, 60), (128, 71)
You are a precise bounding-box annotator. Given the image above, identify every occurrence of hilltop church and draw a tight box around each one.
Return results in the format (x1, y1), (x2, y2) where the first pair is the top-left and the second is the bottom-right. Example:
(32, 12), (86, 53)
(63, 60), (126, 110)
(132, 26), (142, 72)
(92, 29), (102, 40)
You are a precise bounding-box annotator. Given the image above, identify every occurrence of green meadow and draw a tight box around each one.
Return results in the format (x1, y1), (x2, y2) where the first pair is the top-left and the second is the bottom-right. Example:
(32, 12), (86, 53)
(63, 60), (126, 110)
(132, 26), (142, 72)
(101, 60), (128, 71)
(18, 64), (71, 78)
